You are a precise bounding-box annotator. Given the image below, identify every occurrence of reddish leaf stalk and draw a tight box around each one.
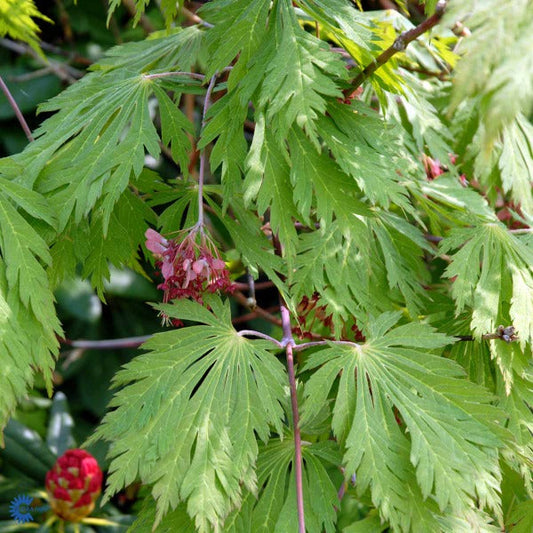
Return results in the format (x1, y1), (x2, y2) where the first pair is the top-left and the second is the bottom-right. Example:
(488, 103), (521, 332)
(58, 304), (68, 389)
(237, 329), (282, 346)
(343, 0), (447, 100)
(0, 75), (33, 142)
(280, 303), (305, 533)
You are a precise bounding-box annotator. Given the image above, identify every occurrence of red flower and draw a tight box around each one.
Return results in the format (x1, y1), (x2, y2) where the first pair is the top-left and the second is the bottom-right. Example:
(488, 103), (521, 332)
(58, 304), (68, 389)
(45, 449), (102, 522)
(422, 154), (444, 180)
(144, 229), (235, 318)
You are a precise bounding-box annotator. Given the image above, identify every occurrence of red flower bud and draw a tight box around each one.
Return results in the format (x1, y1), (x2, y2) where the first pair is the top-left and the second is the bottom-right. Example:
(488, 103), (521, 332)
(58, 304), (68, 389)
(45, 449), (102, 522)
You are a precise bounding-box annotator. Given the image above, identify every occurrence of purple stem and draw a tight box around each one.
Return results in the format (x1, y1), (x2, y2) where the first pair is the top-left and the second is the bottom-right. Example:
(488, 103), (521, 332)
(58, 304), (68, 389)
(280, 304), (305, 533)
(0, 75), (33, 142)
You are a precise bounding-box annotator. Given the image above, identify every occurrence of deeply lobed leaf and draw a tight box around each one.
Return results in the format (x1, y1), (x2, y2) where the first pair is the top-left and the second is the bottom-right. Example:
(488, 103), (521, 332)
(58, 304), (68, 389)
(90, 297), (287, 530)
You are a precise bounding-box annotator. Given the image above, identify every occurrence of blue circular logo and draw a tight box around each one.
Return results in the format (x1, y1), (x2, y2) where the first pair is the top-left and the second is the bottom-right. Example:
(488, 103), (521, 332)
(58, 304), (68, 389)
(9, 494), (34, 524)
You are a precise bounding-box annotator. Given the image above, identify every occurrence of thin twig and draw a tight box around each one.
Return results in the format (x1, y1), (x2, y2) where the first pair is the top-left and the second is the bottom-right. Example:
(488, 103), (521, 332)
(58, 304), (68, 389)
(197, 74), (218, 230)
(0, 38), (82, 83)
(379, 0), (398, 9)
(232, 280), (275, 291)
(180, 6), (214, 28)
(456, 332), (517, 343)
(232, 290), (283, 327)
(247, 273), (256, 308)
(0, 75), (33, 142)
(61, 335), (151, 349)
(9, 67), (55, 82)
(39, 41), (92, 66)
(280, 303), (305, 533)
(231, 305), (280, 324)
(343, 0), (447, 99)
(424, 233), (443, 243)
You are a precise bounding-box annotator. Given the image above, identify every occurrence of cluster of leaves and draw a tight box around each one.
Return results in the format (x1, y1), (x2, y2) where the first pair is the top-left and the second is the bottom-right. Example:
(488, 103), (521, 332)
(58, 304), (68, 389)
(0, 0), (532, 532)
(0, 0), (50, 55)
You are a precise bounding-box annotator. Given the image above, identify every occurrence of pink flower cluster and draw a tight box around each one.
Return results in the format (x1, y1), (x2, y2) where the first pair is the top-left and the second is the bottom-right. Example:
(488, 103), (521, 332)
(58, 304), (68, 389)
(423, 153), (468, 186)
(145, 228), (234, 308)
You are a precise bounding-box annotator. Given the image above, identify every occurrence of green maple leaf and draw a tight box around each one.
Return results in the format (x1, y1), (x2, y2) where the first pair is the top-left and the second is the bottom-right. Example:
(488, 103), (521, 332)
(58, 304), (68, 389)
(201, 0), (271, 76)
(94, 26), (204, 75)
(244, 112), (299, 263)
(440, 223), (533, 387)
(0, 0), (50, 56)
(224, 440), (340, 533)
(0, 160), (61, 440)
(89, 296), (287, 530)
(21, 72), (159, 233)
(301, 313), (508, 529)
(256, 0), (347, 143)
(107, 0), (184, 28)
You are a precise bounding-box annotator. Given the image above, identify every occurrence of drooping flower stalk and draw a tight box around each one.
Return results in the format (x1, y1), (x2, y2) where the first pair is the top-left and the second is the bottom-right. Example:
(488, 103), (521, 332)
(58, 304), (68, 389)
(196, 74), (218, 232)
(145, 228), (234, 320)
(144, 72), (234, 320)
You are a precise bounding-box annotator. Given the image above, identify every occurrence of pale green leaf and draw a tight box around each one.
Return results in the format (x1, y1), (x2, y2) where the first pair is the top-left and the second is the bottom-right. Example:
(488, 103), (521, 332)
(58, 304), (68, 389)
(318, 101), (412, 210)
(107, 0), (183, 28)
(302, 318), (507, 528)
(287, 126), (373, 229)
(22, 73), (160, 233)
(499, 114), (533, 215)
(94, 26), (205, 75)
(200, 0), (271, 76)
(447, 0), (533, 150)
(225, 439), (340, 533)
(441, 223), (533, 349)
(257, 0), (347, 143)
(90, 297), (286, 530)
(244, 112), (298, 263)
(153, 86), (194, 177)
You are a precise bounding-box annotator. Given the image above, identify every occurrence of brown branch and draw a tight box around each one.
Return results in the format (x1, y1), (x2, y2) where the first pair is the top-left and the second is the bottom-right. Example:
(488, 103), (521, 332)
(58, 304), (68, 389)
(343, 0), (446, 100)
(232, 280), (274, 291)
(379, 0), (398, 9)
(0, 75), (33, 142)
(231, 305), (280, 325)
(0, 38), (82, 83)
(54, 0), (74, 42)
(180, 6), (214, 29)
(39, 41), (92, 66)
(231, 290), (283, 327)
